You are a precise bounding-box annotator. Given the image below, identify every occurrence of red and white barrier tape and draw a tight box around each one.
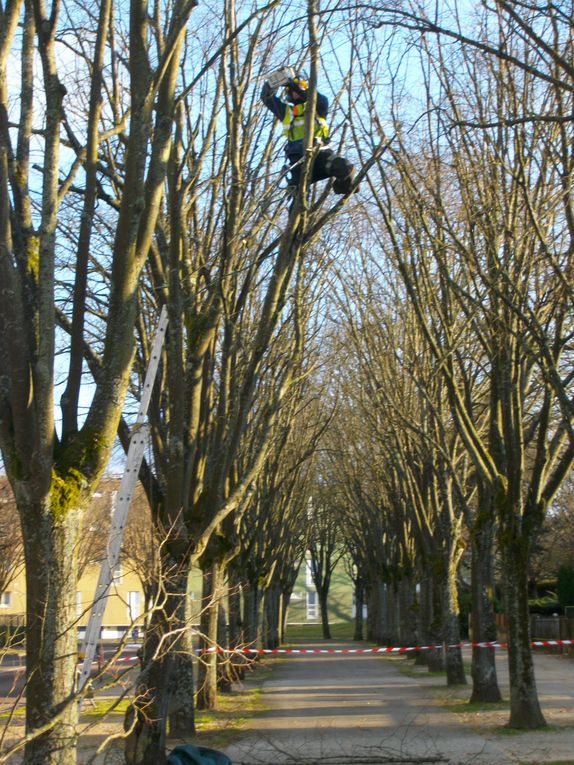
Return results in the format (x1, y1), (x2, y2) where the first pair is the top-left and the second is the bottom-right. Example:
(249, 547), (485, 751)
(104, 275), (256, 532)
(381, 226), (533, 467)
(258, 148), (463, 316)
(90, 638), (573, 665)
(198, 639), (574, 655)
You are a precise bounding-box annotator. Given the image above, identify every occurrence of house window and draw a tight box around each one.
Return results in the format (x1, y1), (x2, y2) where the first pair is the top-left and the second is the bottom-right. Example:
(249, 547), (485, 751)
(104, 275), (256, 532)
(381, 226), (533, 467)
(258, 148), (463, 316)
(76, 591), (83, 617)
(128, 591), (141, 621)
(0, 592), (12, 607)
(306, 590), (318, 619)
(112, 565), (123, 584)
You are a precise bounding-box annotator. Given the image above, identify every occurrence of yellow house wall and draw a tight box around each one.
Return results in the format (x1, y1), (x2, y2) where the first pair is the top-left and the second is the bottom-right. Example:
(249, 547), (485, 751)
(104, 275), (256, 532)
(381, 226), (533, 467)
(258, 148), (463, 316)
(76, 564), (146, 631)
(0, 569), (26, 616)
(1, 563), (146, 637)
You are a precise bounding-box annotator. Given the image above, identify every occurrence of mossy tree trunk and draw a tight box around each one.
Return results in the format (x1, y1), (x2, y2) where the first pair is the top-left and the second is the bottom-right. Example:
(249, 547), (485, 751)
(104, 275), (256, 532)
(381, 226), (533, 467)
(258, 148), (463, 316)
(0, 1), (195, 763)
(19, 497), (83, 765)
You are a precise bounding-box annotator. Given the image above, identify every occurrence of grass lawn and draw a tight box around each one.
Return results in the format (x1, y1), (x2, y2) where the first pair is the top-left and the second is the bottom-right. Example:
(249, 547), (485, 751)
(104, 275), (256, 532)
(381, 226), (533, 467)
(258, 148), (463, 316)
(283, 621), (355, 641)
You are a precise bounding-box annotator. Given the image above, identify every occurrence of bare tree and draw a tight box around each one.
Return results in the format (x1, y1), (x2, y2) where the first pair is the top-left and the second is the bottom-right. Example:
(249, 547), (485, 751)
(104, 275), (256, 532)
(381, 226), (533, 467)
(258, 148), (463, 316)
(0, 0), (197, 760)
(356, 8), (574, 724)
(307, 486), (346, 640)
(118, 0), (376, 758)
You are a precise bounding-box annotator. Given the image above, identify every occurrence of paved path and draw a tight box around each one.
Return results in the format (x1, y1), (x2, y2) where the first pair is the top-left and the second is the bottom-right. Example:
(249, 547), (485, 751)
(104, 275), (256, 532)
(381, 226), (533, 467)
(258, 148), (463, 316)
(223, 640), (574, 765)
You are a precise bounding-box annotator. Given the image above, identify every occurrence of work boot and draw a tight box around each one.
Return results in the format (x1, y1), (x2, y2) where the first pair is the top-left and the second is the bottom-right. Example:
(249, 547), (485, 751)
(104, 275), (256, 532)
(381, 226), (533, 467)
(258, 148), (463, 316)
(329, 156), (354, 180)
(329, 156), (357, 194)
(333, 176), (355, 194)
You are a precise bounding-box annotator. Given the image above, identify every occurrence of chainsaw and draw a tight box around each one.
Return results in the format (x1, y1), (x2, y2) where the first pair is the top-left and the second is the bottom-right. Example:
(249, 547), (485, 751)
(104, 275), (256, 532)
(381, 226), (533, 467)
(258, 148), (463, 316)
(266, 66), (296, 90)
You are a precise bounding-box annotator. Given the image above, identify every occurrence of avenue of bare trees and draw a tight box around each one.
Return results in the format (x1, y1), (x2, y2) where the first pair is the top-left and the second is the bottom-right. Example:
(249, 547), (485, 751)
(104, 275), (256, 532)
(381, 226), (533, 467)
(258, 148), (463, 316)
(1, 0), (573, 763)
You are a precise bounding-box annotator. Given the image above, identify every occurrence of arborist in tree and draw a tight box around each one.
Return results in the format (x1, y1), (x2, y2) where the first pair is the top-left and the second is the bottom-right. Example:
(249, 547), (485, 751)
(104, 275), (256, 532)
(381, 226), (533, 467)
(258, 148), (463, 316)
(261, 67), (356, 196)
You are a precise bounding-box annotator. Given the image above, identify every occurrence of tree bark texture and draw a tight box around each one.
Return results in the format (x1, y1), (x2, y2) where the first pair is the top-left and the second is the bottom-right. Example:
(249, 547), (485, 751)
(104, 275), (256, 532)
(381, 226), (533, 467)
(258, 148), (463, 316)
(319, 588), (331, 640)
(216, 601), (233, 692)
(242, 579), (262, 647)
(366, 579), (386, 644)
(280, 589), (291, 645)
(227, 569), (243, 648)
(124, 568), (194, 765)
(502, 537), (546, 728)
(168, 566), (197, 738)
(398, 578), (418, 647)
(443, 545), (466, 686)
(196, 561), (224, 710)
(353, 580), (364, 641)
(385, 582), (397, 646)
(470, 522), (502, 703)
(263, 583), (281, 650)
(418, 572), (444, 671)
(21, 501), (82, 765)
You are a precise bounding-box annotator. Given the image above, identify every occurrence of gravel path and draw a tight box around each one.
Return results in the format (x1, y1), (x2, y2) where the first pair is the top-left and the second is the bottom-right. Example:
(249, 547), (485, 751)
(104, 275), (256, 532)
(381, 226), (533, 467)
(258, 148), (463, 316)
(223, 640), (574, 765)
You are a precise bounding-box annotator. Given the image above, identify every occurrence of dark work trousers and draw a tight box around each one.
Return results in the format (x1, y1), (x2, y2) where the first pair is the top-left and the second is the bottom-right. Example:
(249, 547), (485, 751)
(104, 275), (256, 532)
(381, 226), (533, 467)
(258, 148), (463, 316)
(286, 148), (337, 188)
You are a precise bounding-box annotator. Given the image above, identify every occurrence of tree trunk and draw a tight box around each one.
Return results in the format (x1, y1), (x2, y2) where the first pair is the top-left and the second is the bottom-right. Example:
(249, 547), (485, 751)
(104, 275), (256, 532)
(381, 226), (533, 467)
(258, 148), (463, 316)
(502, 537), (546, 728)
(443, 543), (466, 686)
(353, 579), (364, 641)
(227, 569), (247, 681)
(242, 578), (262, 647)
(366, 578), (386, 644)
(318, 587), (331, 639)
(217, 601), (233, 692)
(386, 581), (398, 645)
(125, 649), (172, 765)
(419, 569), (444, 671)
(168, 566), (196, 738)
(415, 575), (431, 667)
(228, 568), (243, 648)
(168, 650), (196, 737)
(196, 561), (224, 710)
(398, 578), (417, 646)
(263, 583), (280, 649)
(470, 521), (502, 703)
(280, 588), (291, 644)
(22, 501), (82, 765)
(125, 567), (191, 765)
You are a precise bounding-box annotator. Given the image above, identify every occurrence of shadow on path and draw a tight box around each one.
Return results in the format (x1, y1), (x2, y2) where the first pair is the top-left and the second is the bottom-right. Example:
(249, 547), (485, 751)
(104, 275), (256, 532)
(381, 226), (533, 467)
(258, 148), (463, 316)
(222, 639), (574, 765)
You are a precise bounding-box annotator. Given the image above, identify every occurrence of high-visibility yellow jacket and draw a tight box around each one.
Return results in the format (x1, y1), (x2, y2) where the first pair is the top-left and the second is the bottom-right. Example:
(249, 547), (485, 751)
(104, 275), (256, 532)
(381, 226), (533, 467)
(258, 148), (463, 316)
(282, 101), (329, 144)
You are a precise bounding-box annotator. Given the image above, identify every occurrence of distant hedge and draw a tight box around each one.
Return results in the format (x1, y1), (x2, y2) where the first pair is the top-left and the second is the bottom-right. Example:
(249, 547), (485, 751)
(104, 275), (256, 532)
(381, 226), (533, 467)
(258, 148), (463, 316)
(528, 595), (562, 615)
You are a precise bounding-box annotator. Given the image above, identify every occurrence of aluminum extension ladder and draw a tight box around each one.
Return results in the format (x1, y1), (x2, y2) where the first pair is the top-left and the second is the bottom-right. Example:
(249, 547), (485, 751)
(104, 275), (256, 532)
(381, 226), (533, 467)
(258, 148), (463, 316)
(77, 306), (168, 695)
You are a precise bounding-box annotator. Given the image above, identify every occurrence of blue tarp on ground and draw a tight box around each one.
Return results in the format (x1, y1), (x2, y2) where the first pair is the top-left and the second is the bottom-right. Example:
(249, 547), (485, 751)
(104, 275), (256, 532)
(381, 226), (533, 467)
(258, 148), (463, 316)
(167, 744), (232, 765)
